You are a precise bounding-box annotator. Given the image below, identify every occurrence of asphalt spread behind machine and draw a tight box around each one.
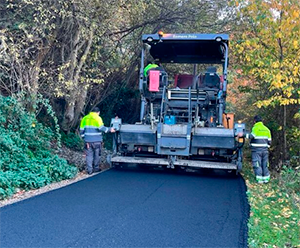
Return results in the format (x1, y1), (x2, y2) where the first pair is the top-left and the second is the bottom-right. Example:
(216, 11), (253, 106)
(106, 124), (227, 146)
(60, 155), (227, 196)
(110, 33), (246, 174)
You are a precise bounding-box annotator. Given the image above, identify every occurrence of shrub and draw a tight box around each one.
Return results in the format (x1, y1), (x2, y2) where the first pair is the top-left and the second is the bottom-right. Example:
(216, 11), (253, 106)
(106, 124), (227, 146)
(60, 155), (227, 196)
(0, 95), (78, 200)
(280, 162), (300, 194)
(287, 127), (300, 158)
(61, 132), (84, 151)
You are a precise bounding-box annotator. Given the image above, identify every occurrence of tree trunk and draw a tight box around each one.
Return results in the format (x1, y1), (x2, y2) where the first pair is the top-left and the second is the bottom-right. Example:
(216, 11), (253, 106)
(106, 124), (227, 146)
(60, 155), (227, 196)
(25, 41), (53, 112)
(74, 88), (88, 128)
(283, 104), (287, 162)
(61, 28), (94, 132)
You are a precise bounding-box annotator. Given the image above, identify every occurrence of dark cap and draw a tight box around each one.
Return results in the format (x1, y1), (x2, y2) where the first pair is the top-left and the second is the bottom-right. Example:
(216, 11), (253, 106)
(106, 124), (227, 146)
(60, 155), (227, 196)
(91, 107), (100, 113)
(254, 115), (262, 122)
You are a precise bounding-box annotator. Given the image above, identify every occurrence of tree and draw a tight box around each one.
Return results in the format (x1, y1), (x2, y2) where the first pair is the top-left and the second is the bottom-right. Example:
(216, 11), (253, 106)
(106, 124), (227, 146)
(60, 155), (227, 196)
(231, 0), (300, 165)
(0, 0), (62, 97)
(0, 0), (233, 133)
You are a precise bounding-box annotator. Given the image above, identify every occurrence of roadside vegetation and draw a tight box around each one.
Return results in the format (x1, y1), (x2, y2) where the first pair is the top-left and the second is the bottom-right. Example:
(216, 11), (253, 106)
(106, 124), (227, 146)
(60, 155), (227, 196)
(0, 95), (78, 199)
(231, 1), (300, 246)
(243, 160), (300, 247)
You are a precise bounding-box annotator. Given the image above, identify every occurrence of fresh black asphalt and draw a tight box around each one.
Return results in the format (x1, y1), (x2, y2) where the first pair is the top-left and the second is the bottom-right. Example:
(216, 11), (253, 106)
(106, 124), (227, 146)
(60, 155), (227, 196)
(0, 168), (249, 247)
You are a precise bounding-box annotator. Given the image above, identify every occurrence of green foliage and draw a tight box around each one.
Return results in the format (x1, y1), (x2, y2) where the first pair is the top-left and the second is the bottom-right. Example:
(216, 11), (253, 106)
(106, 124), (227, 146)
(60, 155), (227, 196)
(230, 0), (300, 167)
(280, 164), (300, 194)
(0, 95), (78, 199)
(61, 132), (84, 151)
(287, 127), (300, 157)
(233, 0), (300, 107)
(242, 163), (300, 248)
(35, 94), (62, 147)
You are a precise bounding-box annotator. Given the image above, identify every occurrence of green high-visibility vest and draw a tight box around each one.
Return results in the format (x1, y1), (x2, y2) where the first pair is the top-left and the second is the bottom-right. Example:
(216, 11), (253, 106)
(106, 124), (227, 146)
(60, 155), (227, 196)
(144, 63), (158, 77)
(250, 122), (271, 148)
(80, 112), (108, 142)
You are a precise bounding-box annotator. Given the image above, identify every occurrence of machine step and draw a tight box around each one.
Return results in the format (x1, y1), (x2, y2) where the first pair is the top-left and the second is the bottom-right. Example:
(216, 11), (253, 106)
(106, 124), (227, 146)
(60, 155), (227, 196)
(111, 156), (237, 170)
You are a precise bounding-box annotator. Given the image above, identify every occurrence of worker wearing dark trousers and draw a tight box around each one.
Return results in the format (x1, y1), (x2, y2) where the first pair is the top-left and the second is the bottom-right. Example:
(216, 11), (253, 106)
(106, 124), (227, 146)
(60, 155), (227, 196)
(85, 142), (102, 174)
(80, 107), (115, 175)
(251, 147), (270, 183)
(247, 115), (272, 184)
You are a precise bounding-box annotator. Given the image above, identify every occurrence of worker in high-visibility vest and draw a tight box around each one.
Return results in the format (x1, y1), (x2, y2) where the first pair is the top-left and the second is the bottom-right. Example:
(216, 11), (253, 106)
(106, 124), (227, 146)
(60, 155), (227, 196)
(246, 115), (272, 184)
(143, 62), (159, 77)
(80, 107), (115, 175)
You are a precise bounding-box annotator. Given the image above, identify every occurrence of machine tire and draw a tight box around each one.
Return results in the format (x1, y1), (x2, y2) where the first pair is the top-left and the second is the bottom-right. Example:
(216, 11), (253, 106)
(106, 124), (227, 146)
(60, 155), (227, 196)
(137, 164), (151, 171)
(227, 169), (238, 177)
(200, 167), (213, 175)
(113, 163), (122, 170)
(175, 166), (186, 174)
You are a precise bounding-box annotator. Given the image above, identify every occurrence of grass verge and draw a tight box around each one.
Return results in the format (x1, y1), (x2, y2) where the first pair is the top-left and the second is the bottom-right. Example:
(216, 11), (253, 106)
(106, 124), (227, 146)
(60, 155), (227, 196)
(242, 163), (300, 248)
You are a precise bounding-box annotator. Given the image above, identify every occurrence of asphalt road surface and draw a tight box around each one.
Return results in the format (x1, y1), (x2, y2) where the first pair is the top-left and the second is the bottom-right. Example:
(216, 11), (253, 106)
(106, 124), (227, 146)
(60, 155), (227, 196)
(1, 168), (249, 247)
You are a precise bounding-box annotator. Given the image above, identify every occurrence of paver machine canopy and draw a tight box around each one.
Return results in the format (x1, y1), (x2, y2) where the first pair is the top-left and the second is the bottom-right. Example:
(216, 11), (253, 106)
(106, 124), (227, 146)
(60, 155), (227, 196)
(145, 33), (228, 63)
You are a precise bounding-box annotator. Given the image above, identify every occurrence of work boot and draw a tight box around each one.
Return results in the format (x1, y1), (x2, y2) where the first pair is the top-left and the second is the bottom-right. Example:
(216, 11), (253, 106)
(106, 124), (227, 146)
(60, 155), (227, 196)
(262, 175), (270, 184)
(94, 168), (101, 173)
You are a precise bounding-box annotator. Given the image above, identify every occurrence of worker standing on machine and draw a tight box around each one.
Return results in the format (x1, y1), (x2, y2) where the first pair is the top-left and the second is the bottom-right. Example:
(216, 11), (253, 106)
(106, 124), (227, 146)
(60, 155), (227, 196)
(247, 115), (272, 184)
(144, 61), (159, 77)
(80, 107), (115, 175)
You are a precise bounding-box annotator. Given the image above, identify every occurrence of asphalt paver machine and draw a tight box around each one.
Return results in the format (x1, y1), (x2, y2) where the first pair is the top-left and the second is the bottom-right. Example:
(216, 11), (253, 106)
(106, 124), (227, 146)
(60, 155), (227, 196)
(110, 33), (246, 174)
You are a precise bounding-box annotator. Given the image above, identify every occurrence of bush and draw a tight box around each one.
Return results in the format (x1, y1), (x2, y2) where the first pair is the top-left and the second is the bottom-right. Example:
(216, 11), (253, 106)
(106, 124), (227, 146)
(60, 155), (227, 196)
(287, 127), (300, 158)
(280, 162), (300, 194)
(61, 132), (84, 151)
(0, 95), (78, 200)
